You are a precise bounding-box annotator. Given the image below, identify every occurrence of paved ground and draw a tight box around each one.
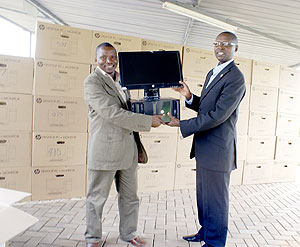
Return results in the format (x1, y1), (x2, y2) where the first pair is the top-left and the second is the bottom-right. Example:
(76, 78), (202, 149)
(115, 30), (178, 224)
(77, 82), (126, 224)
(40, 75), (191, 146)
(8, 182), (300, 247)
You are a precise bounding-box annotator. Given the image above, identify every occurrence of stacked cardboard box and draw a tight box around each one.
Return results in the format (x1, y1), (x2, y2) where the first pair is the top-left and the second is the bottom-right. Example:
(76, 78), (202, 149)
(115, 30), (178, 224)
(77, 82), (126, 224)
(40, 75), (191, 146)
(90, 31), (142, 100)
(3, 21), (298, 200)
(0, 54), (33, 201)
(170, 46), (215, 190)
(243, 61), (280, 184)
(138, 40), (183, 192)
(272, 66), (300, 182)
(233, 57), (253, 185)
(31, 22), (89, 200)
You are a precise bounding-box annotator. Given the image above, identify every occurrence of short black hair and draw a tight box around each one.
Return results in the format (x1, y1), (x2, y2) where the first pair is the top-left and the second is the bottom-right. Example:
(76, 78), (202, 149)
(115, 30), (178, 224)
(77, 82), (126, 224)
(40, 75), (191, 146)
(95, 42), (116, 56)
(217, 31), (238, 44)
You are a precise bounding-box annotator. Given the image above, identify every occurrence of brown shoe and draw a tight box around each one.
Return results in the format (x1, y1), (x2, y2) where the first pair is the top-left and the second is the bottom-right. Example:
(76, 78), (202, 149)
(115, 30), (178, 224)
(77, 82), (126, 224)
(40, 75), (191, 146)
(86, 242), (100, 247)
(129, 237), (146, 246)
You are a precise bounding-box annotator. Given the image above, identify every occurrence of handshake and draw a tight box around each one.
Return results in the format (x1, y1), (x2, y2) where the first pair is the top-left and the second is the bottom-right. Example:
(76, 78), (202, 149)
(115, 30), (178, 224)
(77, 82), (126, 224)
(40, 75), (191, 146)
(151, 113), (179, 128)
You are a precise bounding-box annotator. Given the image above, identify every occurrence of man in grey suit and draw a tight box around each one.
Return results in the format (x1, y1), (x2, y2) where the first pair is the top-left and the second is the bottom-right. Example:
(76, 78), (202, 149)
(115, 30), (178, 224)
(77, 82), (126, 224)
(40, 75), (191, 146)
(166, 32), (246, 247)
(84, 42), (163, 247)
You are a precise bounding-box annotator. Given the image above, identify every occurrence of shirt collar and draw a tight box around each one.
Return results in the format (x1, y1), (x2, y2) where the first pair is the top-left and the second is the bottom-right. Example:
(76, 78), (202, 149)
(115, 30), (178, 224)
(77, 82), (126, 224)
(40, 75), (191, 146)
(96, 66), (119, 82)
(212, 59), (234, 75)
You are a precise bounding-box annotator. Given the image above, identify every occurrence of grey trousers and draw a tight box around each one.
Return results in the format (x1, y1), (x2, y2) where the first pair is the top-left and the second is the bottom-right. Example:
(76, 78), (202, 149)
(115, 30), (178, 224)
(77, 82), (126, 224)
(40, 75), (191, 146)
(85, 162), (139, 243)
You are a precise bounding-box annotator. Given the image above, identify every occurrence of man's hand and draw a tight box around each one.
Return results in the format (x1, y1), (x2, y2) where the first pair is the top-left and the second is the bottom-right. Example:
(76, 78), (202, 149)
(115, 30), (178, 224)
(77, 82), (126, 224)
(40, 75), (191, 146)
(172, 81), (192, 100)
(151, 115), (163, 127)
(165, 112), (180, 127)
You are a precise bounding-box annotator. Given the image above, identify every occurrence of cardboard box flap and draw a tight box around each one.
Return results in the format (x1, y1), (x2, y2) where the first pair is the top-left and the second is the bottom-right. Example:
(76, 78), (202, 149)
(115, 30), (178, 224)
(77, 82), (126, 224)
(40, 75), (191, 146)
(0, 206), (38, 243)
(0, 188), (38, 243)
(0, 188), (31, 206)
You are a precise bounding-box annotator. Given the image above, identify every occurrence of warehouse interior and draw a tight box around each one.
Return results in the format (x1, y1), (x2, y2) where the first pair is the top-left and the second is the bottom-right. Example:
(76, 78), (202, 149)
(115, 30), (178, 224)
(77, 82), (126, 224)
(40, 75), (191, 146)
(0, 0), (300, 247)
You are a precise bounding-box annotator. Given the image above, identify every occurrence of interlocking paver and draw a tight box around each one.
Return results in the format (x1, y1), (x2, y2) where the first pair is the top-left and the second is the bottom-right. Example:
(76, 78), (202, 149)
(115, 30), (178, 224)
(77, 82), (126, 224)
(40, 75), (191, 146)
(40, 232), (60, 245)
(8, 182), (300, 247)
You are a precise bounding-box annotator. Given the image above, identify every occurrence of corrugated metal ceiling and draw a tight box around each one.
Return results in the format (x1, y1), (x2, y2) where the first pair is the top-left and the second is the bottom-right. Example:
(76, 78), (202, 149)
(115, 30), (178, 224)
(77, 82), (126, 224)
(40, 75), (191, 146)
(1, 0), (300, 67)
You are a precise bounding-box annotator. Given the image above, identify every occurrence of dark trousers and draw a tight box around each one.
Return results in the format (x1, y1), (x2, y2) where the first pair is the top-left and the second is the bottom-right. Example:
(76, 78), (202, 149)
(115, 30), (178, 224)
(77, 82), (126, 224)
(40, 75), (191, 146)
(196, 166), (231, 247)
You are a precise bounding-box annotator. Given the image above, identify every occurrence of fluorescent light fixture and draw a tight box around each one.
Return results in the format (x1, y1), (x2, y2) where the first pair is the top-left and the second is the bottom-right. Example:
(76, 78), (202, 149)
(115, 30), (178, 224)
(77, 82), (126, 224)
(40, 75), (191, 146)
(163, 1), (238, 33)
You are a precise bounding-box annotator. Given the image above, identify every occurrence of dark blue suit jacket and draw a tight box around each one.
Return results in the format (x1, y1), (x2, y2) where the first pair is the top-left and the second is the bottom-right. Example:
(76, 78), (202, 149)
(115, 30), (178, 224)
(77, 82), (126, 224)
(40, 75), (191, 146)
(180, 61), (246, 172)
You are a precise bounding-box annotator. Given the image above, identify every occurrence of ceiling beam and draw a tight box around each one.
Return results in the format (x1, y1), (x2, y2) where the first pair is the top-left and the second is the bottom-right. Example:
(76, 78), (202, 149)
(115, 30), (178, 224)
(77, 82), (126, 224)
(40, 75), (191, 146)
(25, 0), (68, 26)
(181, 0), (202, 46)
(182, 19), (194, 45)
(163, 1), (238, 33)
(0, 14), (32, 33)
(164, 1), (300, 52)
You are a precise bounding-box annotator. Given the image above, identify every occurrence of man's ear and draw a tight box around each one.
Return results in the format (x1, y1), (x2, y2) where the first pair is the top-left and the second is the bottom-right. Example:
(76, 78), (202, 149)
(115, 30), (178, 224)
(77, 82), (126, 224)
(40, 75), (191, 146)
(94, 57), (97, 63)
(235, 45), (238, 53)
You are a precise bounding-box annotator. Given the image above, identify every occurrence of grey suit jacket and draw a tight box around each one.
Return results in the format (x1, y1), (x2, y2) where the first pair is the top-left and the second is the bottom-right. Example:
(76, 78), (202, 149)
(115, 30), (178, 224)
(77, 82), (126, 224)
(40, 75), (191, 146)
(84, 67), (152, 170)
(180, 61), (246, 172)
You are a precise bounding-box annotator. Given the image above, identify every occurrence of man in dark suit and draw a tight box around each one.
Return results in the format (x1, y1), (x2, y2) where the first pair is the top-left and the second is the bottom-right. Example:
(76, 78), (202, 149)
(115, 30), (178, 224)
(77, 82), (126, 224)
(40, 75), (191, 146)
(166, 31), (246, 247)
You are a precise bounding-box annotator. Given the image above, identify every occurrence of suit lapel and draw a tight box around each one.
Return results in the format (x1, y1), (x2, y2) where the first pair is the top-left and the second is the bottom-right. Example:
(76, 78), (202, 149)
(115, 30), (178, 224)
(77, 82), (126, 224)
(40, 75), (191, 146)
(201, 69), (213, 95)
(95, 68), (128, 108)
(124, 90), (131, 109)
(200, 62), (234, 102)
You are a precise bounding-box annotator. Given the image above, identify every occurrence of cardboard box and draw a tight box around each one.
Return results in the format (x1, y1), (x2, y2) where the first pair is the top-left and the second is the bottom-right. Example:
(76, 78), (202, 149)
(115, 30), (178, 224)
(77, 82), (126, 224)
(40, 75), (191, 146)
(275, 137), (300, 161)
(237, 135), (247, 161)
(32, 132), (87, 167)
(180, 98), (197, 120)
(246, 136), (276, 160)
(0, 188), (38, 245)
(91, 31), (141, 63)
(279, 66), (300, 91)
(149, 125), (179, 134)
(183, 75), (205, 96)
(33, 95), (88, 132)
(183, 47), (216, 77)
(248, 111), (277, 136)
(176, 134), (194, 162)
(0, 131), (31, 168)
(0, 93), (32, 131)
(0, 55), (33, 94)
(140, 133), (178, 163)
(141, 39), (183, 60)
(252, 61), (280, 87)
(249, 85), (278, 112)
(173, 161), (196, 190)
(34, 59), (90, 97)
(160, 88), (181, 99)
(0, 167), (31, 195)
(234, 57), (252, 84)
(277, 89), (300, 115)
(276, 113), (300, 137)
(35, 22), (92, 63)
(129, 89), (141, 100)
(239, 84), (250, 111)
(138, 163), (175, 192)
(31, 165), (86, 201)
(230, 160), (244, 186)
(271, 161), (297, 182)
(243, 160), (273, 184)
(236, 110), (249, 135)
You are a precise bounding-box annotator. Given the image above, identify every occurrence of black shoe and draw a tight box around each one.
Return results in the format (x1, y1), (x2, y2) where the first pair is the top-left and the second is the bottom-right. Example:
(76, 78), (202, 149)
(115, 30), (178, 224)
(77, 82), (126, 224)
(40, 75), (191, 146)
(182, 232), (203, 242)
